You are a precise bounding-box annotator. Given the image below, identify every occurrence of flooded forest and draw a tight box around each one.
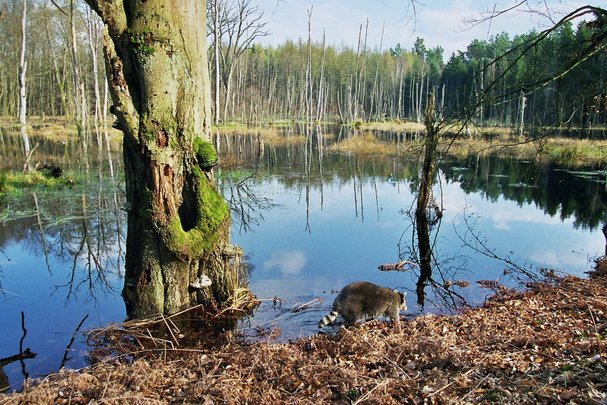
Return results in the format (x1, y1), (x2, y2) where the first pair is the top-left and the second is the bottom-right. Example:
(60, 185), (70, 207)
(1, 0), (606, 402)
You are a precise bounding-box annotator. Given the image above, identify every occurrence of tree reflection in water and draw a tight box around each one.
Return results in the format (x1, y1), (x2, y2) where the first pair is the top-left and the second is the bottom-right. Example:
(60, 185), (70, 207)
(0, 312), (36, 393)
(397, 92), (549, 313)
(0, 172), (125, 391)
(399, 199), (471, 312)
(0, 189), (125, 301)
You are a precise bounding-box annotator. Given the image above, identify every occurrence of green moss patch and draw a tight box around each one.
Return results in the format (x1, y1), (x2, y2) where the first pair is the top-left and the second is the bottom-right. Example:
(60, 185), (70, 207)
(164, 167), (228, 258)
(128, 27), (157, 57)
(193, 138), (218, 170)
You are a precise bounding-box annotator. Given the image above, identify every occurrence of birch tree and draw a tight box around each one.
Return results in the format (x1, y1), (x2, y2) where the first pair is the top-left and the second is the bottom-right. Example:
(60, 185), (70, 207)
(207, 0), (268, 121)
(18, 0), (31, 172)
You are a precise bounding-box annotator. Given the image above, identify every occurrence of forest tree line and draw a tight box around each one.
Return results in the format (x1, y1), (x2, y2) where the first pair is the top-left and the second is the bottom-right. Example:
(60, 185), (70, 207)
(0, 0), (605, 133)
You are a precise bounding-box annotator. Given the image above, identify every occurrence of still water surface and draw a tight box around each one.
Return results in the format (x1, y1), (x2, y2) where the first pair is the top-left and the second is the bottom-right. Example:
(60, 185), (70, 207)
(1, 127), (605, 391)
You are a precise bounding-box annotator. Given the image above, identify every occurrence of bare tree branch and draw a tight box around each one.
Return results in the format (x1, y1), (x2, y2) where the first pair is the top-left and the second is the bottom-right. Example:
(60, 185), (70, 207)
(48, 0), (68, 17)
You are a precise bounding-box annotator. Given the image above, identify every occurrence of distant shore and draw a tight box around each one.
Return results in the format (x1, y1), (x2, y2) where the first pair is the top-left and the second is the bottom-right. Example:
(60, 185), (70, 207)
(1, 117), (606, 168)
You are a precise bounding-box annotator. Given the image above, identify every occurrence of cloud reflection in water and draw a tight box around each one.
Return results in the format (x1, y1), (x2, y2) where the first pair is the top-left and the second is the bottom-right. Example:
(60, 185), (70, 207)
(263, 250), (308, 276)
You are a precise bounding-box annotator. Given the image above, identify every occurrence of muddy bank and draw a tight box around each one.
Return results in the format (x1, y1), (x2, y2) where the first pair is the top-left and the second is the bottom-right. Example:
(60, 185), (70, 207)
(2, 261), (606, 404)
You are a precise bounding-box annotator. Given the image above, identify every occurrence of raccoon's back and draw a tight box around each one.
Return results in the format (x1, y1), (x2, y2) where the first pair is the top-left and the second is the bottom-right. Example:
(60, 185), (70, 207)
(333, 281), (389, 308)
(333, 281), (395, 319)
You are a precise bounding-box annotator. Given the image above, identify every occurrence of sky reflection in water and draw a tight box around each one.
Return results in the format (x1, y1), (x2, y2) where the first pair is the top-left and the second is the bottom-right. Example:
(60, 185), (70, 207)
(230, 166), (605, 341)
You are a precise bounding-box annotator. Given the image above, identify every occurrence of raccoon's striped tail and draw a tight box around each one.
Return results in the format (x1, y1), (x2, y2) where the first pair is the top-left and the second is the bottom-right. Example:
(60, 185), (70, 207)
(318, 311), (339, 328)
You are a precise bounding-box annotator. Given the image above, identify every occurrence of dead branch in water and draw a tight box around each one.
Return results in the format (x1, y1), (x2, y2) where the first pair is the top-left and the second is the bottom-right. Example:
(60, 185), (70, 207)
(377, 260), (416, 272)
(291, 297), (323, 313)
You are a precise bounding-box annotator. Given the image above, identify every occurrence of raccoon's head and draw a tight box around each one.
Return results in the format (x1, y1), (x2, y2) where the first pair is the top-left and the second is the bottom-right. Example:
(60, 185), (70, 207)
(394, 289), (407, 311)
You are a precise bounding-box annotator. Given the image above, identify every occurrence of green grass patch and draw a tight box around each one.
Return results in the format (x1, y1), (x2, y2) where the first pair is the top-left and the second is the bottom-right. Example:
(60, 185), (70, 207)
(212, 121), (249, 131)
(216, 169), (255, 183)
(0, 207), (36, 223)
(0, 170), (82, 197)
(268, 119), (296, 127)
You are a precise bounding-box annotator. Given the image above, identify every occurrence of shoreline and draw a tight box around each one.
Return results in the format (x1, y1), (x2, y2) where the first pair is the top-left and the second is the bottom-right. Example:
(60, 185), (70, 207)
(2, 260), (606, 403)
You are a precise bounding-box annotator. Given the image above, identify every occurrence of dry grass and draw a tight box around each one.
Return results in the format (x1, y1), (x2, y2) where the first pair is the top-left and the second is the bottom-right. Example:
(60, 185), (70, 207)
(213, 126), (309, 145)
(542, 138), (607, 166)
(357, 121), (426, 132)
(213, 125), (279, 137)
(260, 133), (307, 145)
(441, 137), (607, 166)
(0, 118), (120, 144)
(3, 262), (606, 404)
(329, 134), (395, 156)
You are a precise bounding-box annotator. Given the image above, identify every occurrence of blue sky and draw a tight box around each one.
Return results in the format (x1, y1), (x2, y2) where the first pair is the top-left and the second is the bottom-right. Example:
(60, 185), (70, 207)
(256, 1), (588, 57)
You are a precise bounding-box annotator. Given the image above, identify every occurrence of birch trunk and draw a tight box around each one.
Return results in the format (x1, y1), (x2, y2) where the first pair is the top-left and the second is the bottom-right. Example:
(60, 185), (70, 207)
(213, 0), (220, 124)
(19, 0), (31, 172)
(86, 8), (103, 148)
(69, 0), (85, 136)
(518, 91), (527, 137)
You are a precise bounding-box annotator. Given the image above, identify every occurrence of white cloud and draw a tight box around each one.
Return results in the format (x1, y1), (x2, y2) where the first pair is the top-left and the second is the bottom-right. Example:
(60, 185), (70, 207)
(437, 174), (567, 231)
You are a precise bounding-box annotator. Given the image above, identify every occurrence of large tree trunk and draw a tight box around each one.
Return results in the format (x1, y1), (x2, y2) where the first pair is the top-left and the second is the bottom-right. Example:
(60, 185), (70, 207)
(85, 0), (243, 318)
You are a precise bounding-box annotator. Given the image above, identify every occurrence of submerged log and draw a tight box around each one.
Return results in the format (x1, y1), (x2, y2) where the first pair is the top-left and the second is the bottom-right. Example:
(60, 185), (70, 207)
(291, 297), (323, 313)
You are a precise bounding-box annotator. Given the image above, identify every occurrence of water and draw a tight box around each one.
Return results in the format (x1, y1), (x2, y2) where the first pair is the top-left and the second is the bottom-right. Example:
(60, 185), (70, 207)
(222, 136), (606, 341)
(0, 177), (126, 392)
(1, 127), (606, 392)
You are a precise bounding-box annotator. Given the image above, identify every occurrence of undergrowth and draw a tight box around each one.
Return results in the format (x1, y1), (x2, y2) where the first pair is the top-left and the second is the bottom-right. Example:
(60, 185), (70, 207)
(0, 170), (79, 197)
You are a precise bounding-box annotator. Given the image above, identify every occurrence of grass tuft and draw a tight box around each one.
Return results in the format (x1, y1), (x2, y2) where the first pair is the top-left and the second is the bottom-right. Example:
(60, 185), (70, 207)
(0, 170), (77, 196)
(329, 133), (395, 156)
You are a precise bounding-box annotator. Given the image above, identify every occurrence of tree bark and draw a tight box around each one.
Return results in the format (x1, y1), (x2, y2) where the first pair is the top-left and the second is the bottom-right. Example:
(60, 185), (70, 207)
(415, 91), (439, 307)
(213, 0), (221, 124)
(18, 0), (31, 172)
(416, 91), (438, 218)
(68, 0), (85, 136)
(85, 0), (242, 318)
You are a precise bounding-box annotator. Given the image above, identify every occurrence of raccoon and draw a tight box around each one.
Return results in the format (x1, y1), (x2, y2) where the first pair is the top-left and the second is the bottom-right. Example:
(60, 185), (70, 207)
(318, 281), (407, 328)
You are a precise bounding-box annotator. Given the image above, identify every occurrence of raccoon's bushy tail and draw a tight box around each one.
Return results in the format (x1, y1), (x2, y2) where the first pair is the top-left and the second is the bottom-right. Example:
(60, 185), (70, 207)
(318, 311), (339, 328)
